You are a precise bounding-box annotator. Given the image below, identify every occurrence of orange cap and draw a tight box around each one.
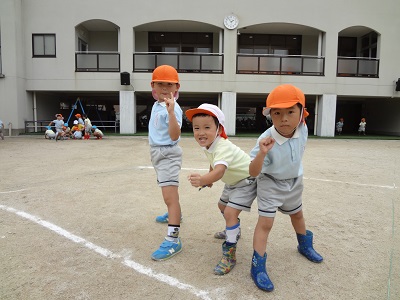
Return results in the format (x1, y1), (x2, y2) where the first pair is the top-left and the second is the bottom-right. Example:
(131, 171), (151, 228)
(75, 114), (81, 118)
(263, 84), (309, 118)
(152, 65), (179, 83)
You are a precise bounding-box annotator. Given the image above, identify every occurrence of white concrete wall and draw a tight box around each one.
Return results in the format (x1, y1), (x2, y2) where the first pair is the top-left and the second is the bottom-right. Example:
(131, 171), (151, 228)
(316, 94), (337, 137)
(0, 0), (400, 134)
(221, 92), (236, 136)
(119, 90), (136, 134)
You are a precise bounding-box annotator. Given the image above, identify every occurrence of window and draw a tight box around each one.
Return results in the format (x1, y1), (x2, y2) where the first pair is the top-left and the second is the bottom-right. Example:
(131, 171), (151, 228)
(238, 34), (302, 55)
(32, 34), (56, 57)
(148, 32), (213, 53)
(338, 37), (357, 57)
(78, 38), (88, 52)
(360, 32), (378, 58)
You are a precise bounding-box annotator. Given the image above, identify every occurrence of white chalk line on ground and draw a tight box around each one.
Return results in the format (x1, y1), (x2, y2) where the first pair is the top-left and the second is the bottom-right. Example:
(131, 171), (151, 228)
(0, 204), (211, 300)
(304, 177), (397, 189)
(137, 166), (397, 190)
(0, 188), (28, 194)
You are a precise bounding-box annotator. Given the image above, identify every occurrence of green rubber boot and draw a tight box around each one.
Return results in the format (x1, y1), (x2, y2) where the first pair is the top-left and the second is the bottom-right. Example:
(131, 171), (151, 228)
(214, 242), (237, 275)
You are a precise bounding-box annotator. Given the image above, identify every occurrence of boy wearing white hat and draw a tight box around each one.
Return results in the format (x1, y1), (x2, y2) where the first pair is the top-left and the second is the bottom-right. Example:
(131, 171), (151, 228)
(185, 103), (257, 275)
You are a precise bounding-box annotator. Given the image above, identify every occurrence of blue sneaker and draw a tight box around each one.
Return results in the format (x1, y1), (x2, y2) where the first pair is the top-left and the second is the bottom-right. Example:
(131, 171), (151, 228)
(151, 238), (182, 261)
(155, 212), (183, 224)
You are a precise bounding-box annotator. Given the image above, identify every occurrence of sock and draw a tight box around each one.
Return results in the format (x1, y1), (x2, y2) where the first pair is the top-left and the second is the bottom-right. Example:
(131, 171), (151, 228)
(226, 222), (240, 244)
(166, 224), (180, 242)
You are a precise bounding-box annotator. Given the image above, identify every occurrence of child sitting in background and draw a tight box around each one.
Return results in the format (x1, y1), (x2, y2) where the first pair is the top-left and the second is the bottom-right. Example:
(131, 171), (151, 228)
(91, 125), (104, 139)
(70, 120), (84, 139)
(44, 126), (56, 139)
(63, 122), (71, 139)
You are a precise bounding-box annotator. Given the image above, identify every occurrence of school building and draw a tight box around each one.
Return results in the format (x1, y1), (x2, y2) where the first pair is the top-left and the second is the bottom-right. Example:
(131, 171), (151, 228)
(1, 0), (400, 136)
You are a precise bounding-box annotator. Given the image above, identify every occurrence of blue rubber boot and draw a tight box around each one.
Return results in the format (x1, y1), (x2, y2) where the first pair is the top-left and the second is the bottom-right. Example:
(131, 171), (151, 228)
(297, 230), (323, 263)
(251, 251), (274, 292)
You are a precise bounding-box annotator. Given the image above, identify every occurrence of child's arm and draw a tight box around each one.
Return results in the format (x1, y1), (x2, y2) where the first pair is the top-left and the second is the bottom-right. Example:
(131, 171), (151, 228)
(188, 164), (226, 188)
(165, 92), (181, 141)
(249, 136), (275, 177)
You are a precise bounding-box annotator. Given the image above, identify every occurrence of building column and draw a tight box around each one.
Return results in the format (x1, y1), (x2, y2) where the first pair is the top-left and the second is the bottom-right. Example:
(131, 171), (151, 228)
(315, 94), (337, 137)
(221, 91), (236, 136)
(119, 90), (136, 134)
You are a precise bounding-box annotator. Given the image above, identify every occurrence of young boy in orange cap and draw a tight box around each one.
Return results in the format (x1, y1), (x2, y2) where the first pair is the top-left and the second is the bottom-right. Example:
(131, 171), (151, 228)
(186, 103), (257, 275)
(148, 65), (184, 261)
(249, 84), (323, 292)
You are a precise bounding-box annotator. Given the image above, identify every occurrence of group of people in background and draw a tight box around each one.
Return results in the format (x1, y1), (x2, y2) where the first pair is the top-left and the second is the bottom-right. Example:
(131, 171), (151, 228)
(46, 113), (104, 141)
(335, 117), (367, 136)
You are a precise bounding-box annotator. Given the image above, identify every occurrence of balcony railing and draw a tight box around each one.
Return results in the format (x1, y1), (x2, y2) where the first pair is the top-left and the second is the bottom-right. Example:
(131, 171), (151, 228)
(337, 57), (379, 77)
(237, 54), (325, 76)
(133, 52), (223, 73)
(75, 52), (120, 72)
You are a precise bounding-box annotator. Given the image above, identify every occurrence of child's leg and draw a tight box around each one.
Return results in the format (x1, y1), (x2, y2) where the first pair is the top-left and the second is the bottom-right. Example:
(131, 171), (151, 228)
(290, 210), (323, 263)
(251, 216), (275, 292)
(214, 202), (227, 239)
(214, 206), (241, 275)
(151, 185), (182, 261)
(289, 210), (306, 235)
(161, 185), (181, 225)
(253, 215), (274, 255)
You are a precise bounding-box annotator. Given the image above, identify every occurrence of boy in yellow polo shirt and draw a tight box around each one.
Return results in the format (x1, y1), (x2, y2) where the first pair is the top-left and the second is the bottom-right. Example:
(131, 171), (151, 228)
(186, 104), (257, 275)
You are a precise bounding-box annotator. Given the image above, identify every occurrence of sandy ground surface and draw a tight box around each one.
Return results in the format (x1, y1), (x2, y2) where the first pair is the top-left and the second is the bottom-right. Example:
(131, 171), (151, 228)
(0, 135), (399, 300)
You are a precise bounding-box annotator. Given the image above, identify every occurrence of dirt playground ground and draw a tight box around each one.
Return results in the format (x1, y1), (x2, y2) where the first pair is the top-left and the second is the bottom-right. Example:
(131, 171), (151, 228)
(0, 135), (399, 300)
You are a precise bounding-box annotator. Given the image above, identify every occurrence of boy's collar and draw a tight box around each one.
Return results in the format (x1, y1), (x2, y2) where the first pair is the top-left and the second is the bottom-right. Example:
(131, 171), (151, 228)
(271, 126), (300, 145)
(202, 136), (221, 152)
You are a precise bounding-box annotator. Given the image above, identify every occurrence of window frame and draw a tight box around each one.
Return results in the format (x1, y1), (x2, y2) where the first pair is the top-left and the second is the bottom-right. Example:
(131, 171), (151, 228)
(32, 33), (56, 58)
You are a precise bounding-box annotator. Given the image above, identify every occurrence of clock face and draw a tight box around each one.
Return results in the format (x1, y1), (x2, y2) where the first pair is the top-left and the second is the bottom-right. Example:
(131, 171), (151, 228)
(224, 15), (239, 30)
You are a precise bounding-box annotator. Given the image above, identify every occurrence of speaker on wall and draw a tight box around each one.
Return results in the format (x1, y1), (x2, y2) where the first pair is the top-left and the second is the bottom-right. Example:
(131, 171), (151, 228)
(120, 72), (130, 85)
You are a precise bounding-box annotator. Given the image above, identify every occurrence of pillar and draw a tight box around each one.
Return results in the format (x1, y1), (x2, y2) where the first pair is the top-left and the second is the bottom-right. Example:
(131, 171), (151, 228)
(119, 90), (136, 134)
(221, 92), (236, 136)
(316, 94), (337, 137)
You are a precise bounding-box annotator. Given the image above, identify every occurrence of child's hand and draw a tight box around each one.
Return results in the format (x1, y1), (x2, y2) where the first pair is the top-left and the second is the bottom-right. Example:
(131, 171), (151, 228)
(187, 173), (202, 188)
(259, 136), (275, 154)
(165, 92), (175, 114)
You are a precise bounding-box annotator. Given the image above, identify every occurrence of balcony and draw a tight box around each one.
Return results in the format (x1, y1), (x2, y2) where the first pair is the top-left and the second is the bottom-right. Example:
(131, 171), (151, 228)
(237, 54), (325, 76)
(133, 52), (223, 73)
(75, 52), (120, 72)
(337, 57), (379, 77)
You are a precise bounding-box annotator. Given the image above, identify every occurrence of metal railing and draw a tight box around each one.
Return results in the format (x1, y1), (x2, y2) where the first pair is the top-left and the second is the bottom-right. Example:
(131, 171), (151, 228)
(236, 54), (325, 75)
(75, 52), (120, 72)
(25, 120), (120, 133)
(133, 52), (224, 73)
(337, 57), (379, 77)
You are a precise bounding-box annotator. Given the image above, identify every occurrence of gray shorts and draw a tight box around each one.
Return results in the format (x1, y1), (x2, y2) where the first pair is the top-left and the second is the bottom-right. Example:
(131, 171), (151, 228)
(150, 144), (182, 187)
(256, 173), (303, 217)
(218, 177), (257, 212)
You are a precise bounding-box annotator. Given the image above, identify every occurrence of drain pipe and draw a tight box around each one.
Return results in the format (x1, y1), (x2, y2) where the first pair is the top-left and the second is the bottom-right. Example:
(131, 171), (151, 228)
(8, 122), (12, 137)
